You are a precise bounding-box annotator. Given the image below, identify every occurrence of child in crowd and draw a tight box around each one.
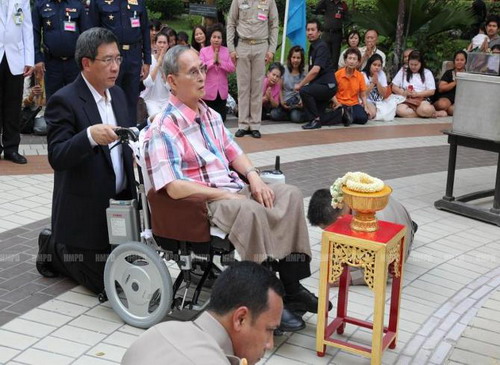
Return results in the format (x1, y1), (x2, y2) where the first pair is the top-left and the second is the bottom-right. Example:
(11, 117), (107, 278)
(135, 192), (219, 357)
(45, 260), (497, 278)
(177, 31), (189, 46)
(467, 23), (488, 52)
(200, 24), (235, 122)
(269, 46), (306, 123)
(362, 53), (388, 120)
(191, 25), (207, 52)
(262, 62), (284, 120)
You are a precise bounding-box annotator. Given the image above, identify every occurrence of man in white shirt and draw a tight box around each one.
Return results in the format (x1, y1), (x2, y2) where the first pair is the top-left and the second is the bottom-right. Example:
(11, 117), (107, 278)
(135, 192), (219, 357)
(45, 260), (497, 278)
(0, 0), (34, 164)
(39, 27), (136, 294)
(358, 29), (386, 70)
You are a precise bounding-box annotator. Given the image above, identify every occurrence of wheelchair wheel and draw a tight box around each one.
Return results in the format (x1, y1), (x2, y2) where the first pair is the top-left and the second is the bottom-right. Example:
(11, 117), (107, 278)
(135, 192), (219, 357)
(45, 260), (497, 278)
(104, 242), (173, 328)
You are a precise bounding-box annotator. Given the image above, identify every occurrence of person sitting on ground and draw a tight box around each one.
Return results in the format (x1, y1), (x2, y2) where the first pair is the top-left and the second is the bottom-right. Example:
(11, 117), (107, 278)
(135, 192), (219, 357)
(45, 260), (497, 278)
(122, 261), (284, 365)
(298, 19), (337, 130)
(262, 62), (284, 120)
(142, 45), (327, 332)
(338, 30), (361, 69)
(200, 24), (235, 123)
(177, 31), (189, 46)
(358, 29), (386, 69)
(433, 50), (467, 117)
(333, 47), (369, 126)
(141, 33), (171, 119)
(191, 25), (207, 52)
(480, 15), (500, 52)
(392, 50), (444, 118)
(362, 53), (388, 120)
(269, 46), (306, 123)
(22, 68), (47, 135)
(307, 188), (416, 285)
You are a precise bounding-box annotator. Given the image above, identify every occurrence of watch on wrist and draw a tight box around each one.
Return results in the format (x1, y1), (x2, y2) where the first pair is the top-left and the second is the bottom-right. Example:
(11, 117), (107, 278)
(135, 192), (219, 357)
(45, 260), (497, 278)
(245, 167), (261, 178)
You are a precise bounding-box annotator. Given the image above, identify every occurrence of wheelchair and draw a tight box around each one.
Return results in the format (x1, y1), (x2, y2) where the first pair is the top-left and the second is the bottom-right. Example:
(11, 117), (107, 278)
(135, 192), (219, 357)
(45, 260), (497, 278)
(101, 127), (235, 329)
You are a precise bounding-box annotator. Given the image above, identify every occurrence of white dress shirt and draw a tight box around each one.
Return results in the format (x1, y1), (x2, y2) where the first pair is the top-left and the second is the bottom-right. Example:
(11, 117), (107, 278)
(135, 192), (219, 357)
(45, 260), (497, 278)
(82, 74), (126, 194)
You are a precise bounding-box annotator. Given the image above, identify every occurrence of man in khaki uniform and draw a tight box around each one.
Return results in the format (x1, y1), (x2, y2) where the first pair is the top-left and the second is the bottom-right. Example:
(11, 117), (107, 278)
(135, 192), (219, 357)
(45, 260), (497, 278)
(121, 262), (284, 365)
(227, 0), (279, 138)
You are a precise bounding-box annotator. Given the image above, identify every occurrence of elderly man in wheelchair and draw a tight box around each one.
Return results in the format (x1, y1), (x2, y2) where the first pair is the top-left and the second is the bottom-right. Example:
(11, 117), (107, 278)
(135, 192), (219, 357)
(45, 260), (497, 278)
(146, 44), (326, 331)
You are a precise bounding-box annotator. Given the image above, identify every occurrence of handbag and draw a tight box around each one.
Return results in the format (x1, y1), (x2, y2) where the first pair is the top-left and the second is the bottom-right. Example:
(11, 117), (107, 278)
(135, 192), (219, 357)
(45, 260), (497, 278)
(20, 106), (42, 134)
(403, 96), (424, 109)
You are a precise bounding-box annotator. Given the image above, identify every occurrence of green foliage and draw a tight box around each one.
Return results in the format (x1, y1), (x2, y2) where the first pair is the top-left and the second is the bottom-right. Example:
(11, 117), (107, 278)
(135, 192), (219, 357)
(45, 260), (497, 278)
(147, 9), (163, 21)
(146, 0), (184, 20)
(186, 15), (204, 29)
(228, 72), (238, 99)
(487, 1), (500, 15)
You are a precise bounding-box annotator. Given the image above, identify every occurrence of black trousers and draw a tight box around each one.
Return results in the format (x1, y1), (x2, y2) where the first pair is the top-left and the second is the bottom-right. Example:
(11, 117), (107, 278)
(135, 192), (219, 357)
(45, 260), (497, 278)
(276, 253), (311, 293)
(204, 92), (227, 122)
(299, 83), (336, 123)
(0, 56), (24, 154)
(44, 56), (79, 100)
(48, 238), (110, 295)
(322, 30), (343, 71)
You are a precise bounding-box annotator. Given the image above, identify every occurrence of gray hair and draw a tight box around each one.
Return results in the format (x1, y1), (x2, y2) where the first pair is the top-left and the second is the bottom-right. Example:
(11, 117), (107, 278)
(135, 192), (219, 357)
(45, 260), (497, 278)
(75, 27), (119, 71)
(163, 45), (192, 76)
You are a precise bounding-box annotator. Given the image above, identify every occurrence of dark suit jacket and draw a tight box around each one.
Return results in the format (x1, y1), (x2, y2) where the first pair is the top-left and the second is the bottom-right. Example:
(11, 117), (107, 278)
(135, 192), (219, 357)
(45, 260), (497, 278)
(46, 74), (136, 250)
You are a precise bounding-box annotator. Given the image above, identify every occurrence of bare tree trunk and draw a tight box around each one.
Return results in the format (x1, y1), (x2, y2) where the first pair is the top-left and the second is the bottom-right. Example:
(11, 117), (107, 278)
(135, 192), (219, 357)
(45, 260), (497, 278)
(393, 0), (406, 76)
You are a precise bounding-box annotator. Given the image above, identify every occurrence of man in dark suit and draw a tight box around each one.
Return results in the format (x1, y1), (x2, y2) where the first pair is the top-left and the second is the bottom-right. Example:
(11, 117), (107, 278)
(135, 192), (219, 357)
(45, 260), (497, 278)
(38, 27), (136, 294)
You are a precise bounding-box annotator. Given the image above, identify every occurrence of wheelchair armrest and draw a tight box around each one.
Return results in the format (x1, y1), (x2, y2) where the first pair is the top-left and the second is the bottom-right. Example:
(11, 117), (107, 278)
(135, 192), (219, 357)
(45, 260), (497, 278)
(147, 189), (211, 243)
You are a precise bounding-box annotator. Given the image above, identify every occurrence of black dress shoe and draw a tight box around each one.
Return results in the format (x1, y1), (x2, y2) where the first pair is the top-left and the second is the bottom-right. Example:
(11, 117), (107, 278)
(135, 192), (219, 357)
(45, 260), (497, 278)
(342, 106), (353, 127)
(284, 285), (332, 313)
(4, 151), (27, 164)
(278, 307), (306, 332)
(251, 130), (261, 138)
(235, 129), (249, 137)
(301, 119), (322, 130)
(36, 229), (59, 278)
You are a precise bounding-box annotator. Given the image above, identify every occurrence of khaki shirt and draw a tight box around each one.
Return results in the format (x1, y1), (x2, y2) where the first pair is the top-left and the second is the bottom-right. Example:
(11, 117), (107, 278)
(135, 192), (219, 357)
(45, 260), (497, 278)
(226, 0), (279, 54)
(121, 312), (244, 365)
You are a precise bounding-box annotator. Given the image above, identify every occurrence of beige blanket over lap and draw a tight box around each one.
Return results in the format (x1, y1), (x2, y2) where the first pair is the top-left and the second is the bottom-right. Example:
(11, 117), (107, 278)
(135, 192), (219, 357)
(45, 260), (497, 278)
(207, 184), (312, 262)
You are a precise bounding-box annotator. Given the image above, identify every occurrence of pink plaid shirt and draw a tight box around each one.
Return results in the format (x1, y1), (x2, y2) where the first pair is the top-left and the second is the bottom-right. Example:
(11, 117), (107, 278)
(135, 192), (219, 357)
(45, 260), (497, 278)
(143, 95), (245, 192)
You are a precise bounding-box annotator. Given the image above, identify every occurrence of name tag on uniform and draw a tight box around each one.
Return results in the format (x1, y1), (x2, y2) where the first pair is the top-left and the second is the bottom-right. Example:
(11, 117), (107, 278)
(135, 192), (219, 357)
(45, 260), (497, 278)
(257, 12), (267, 21)
(335, 12), (342, 19)
(14, 8), (24, 25)
(130, 17), (140, 27)
(64, 21), (76, 31)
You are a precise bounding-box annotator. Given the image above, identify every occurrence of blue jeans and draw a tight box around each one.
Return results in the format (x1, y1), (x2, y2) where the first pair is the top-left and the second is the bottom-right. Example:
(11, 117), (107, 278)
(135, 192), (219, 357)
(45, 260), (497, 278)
(270, 107), (306, 123)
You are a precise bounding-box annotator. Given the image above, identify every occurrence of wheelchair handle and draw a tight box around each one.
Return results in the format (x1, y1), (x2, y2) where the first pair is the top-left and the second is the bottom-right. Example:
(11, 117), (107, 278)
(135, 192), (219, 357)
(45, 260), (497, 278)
(115, 127), (140, 143)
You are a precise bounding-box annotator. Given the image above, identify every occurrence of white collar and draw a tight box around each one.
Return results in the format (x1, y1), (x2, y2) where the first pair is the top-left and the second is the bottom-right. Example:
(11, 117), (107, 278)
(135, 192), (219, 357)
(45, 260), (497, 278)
(82, 73), (112, 104)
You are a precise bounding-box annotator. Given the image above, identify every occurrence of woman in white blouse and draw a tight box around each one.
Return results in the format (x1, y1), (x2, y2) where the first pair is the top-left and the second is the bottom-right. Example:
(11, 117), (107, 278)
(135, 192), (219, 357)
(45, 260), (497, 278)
(141, 33), (171, 119)
(392, 50), (441, 118)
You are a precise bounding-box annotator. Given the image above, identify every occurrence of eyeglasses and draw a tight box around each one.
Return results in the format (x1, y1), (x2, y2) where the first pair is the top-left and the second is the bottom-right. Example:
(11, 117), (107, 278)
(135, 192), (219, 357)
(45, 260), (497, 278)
(177, 64), (207, 79)
(94, 56), (123, 66)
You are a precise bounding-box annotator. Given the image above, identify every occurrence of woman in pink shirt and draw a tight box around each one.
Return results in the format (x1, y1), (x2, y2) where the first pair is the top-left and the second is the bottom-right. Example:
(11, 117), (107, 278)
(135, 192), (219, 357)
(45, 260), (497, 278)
(200, 24), (235, 122)
(262, 62), (284, 120)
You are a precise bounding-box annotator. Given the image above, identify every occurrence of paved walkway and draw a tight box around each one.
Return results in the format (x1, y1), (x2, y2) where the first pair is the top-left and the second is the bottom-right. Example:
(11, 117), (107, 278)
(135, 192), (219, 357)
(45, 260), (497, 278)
(0, 117), (499, 364)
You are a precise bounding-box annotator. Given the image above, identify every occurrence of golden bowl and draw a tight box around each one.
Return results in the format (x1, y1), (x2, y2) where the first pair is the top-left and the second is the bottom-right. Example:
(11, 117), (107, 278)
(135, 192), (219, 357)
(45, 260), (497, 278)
(341, 185), (392, 232)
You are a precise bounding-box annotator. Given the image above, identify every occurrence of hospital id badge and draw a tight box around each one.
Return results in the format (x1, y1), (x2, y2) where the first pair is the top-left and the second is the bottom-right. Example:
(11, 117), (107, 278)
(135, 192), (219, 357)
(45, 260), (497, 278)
(64, 21), (76, 32)
(335, 12), (342, 19)
(130, 17), (140, 28)
(257, 12), (267, 21)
